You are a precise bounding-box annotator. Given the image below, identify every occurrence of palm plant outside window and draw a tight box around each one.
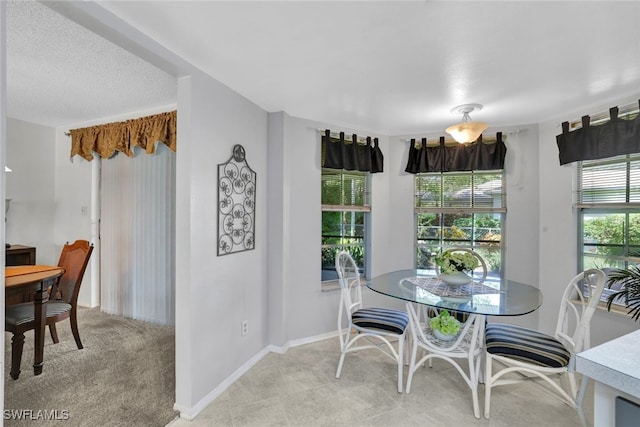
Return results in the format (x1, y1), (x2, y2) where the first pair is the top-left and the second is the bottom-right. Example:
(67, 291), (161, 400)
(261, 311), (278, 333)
(414, 171), (505, 284)
(321, 169), (370, 281)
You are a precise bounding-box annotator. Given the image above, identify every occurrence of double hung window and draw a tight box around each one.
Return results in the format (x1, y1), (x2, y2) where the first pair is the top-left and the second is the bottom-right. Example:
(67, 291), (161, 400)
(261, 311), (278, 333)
(414, 170), (505, 283)
(577, 154), (640, 304)
(321, 169), (370, 282)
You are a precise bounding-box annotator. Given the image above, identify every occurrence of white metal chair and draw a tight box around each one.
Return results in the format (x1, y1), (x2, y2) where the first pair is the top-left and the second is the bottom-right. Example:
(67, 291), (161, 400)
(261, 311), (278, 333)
(405, 302), (484, 418)
(484, 269), (607, 420)
(335, 251), (409, 393)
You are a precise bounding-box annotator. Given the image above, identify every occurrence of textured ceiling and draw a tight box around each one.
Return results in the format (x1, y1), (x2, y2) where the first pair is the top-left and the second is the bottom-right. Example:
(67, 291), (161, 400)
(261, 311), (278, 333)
(6, 0), (177, 128)
(6, 1), (640, 135)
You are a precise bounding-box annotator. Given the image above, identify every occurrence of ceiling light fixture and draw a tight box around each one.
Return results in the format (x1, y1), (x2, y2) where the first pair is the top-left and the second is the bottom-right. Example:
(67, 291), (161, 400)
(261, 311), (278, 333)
(445, 103), (488, 144)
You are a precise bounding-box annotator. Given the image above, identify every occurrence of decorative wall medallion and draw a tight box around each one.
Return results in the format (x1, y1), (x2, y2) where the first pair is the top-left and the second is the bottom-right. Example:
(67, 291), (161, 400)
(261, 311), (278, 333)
(217, 145), (256, 255)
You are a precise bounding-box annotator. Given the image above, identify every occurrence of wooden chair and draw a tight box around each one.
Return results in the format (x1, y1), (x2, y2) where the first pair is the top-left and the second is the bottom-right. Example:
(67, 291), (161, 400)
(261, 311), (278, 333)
(5, 240), (93, 379)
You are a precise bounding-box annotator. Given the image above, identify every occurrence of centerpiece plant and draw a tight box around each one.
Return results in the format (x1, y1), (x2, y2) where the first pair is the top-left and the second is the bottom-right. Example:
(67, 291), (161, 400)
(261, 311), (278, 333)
(429, 309), (461, 338)
(435, 251), (479, 274)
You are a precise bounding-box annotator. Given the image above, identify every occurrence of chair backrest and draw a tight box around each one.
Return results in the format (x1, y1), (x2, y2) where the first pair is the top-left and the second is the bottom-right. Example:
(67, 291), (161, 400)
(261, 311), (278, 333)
(440, 247), (488, 282)
(554, 268), (606, 355)
(55, 240), (94, 305)
(335, 251), (363, 315)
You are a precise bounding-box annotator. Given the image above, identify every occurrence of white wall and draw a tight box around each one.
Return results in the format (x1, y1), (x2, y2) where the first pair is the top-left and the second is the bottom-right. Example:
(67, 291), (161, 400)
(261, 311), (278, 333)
(52, 127), (93, 305)
(6, 118), (56, 263)
(265, 113), (400, 346)
(174, 69), (268, 412)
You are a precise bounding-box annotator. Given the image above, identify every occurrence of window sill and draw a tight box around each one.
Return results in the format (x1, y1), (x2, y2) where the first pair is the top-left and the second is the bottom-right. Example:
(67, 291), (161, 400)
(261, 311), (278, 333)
(321, 279), (370, 292)
(321, 280), (341, 292)
(594, 300), (632, 318)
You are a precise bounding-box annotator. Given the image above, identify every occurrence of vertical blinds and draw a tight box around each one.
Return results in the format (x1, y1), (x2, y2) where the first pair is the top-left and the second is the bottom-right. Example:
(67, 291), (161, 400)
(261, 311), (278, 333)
(100, 144), (176, 325)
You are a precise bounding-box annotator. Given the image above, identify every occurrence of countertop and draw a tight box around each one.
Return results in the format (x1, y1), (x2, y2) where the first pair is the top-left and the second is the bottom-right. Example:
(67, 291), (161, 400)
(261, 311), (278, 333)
(576, 329), (640, 399)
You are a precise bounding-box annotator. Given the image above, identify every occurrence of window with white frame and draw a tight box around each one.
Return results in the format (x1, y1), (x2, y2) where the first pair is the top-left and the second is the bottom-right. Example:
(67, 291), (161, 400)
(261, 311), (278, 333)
(414, 170), (505, 283)
(577, 153), (640, 304)
(321, 169), (370, 282)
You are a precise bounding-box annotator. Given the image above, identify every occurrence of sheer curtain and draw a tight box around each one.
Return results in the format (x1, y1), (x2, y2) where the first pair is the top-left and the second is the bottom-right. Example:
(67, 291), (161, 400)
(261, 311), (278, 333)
(99, 143), (176, 325)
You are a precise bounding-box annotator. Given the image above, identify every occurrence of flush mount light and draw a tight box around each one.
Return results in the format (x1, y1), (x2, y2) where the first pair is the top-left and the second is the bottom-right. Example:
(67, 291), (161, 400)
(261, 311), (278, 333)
(445, 103), (488, 144)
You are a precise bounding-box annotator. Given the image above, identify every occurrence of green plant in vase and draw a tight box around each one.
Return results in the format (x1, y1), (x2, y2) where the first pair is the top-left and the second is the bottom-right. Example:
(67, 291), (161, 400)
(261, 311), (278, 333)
(429, 309), (461, 340)
(435, 251), (479, 274)
(434, 250), (480, 285)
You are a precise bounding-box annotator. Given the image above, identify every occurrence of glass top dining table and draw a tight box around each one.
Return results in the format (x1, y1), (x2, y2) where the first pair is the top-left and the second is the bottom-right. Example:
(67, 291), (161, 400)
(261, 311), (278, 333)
(366, 269), (542, 317)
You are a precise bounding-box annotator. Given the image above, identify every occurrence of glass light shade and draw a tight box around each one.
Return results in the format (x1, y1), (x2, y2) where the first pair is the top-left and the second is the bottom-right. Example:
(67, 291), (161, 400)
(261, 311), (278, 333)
(445, 121), (489, 144)
(4, 166), (11, 172)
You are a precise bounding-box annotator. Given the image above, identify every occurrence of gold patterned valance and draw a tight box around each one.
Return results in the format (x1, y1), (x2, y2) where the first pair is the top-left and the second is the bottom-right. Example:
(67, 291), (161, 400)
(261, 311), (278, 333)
(69, 111), (177, 161)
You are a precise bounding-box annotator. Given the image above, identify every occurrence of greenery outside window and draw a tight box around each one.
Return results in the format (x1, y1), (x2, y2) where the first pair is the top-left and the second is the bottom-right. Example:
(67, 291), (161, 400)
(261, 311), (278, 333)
(578, 154), (640, 305)
(414, 171), (505, 284)
(322, 169), (371, 282)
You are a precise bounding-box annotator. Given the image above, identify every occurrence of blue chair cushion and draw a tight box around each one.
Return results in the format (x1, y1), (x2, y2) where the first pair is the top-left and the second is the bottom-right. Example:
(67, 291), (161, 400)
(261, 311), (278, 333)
(352, 308), (409, 335)
(485, 323), (571, 368)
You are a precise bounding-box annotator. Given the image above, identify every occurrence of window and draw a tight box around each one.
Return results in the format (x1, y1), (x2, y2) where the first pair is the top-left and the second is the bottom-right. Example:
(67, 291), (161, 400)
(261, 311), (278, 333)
(414, 170), (505, 283)
(321, 169), (370, 282)
(577, 154), (640, 304)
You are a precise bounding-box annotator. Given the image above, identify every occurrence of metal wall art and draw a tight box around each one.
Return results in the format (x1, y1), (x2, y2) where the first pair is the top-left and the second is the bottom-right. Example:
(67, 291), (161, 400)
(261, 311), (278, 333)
(217, 144), (256, 256)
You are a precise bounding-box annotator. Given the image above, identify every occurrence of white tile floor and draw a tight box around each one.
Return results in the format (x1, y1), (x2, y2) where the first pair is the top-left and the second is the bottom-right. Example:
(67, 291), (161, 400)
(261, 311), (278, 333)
(167, 337), (593, 426)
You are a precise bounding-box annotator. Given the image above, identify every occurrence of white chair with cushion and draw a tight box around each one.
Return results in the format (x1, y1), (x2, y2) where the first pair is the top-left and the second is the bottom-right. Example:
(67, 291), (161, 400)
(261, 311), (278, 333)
(484, 268), (606, 420)
(335, 251), (409, 393)
(405, 302), (484, 418)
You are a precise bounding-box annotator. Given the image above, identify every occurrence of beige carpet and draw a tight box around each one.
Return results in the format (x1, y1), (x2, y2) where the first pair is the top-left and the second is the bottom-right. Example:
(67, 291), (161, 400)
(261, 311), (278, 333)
(4, 307), (177, 427)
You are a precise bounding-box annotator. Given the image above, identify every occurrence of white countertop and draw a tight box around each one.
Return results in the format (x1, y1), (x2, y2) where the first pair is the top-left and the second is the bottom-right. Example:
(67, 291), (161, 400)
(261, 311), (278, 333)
(576, 330), (640, 399)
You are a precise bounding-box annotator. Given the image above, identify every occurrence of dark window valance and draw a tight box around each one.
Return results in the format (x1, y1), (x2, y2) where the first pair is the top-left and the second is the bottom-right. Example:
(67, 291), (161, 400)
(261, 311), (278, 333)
(405, 132), (506, 174)
(322, 130), (384, 173)
(69, 110), (176, 161)
(556, 101), (640, 165)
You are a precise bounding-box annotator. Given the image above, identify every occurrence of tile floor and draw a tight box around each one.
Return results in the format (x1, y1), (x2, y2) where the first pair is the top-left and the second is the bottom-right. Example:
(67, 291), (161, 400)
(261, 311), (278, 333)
(167, 337), (593, 426)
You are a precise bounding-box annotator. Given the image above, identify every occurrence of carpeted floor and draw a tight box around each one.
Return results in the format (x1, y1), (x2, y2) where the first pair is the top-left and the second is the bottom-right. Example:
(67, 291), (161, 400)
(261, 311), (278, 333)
(4, 307), (177, 427)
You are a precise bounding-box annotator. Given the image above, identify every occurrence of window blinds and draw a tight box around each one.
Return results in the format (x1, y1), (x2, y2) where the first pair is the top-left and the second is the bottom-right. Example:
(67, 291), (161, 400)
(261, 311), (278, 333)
(414, 171), (506, 213)
(577, 154), (640, 208)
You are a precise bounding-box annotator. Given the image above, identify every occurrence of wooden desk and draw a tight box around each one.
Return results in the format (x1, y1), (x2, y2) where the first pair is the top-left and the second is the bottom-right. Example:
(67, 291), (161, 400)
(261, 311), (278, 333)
(5, 265), (64, 378)
(6, 245), (36, 266)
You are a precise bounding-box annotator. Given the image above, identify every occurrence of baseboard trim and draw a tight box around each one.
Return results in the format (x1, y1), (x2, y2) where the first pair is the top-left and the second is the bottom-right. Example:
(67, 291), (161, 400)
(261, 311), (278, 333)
(175, 330), (340, 421)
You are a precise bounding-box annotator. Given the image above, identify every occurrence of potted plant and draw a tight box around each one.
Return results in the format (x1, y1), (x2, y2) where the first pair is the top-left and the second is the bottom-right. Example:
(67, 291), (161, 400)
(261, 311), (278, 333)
(435, 250), (480, 285)
(606, 266), (640, 321)
(429, 309), (461, 341)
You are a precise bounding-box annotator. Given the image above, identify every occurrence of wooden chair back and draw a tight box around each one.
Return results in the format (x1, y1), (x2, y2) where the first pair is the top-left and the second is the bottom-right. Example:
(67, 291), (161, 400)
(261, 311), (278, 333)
(54, 240), (93, 304)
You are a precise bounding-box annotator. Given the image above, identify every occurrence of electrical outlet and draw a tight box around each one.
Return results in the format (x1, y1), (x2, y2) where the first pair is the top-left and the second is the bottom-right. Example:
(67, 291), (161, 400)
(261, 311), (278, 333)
(242, 320), (248, 336)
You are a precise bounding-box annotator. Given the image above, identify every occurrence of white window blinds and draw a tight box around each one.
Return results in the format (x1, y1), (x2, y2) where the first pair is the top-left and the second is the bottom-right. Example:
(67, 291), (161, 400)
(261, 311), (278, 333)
(415, 171), (506, 213)
(577, 154), (640, 208)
